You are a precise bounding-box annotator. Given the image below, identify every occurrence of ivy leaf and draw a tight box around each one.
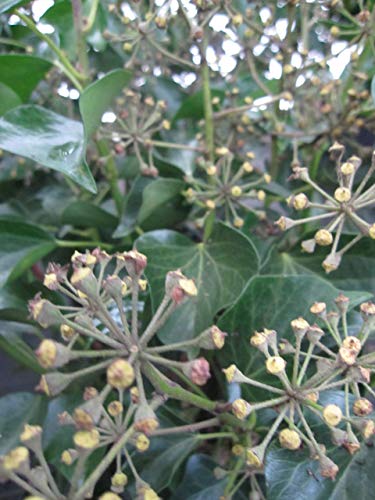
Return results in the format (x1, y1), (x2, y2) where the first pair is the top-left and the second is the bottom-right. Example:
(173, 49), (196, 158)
(174, 89), (225, 121)
(61, 201), (118, 230)
(0, 55), (52, 102)
(138, 178), (186, 224)
(0, 82), (22, 116)
(219, 275), (370, 377)
(136, 223), (259, 343)
(79, 68), (132, 138)
(0, 105), (97, 193)
(0, 320), (43, 373)
(0, 218), (56, 287)
(0, 392), (47, 454)
(0, 0), (29, 14)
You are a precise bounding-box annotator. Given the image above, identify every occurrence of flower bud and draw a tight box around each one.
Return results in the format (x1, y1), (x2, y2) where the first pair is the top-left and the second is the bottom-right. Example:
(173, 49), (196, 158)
(61, 449), (78, 465)
(275, 216), (296, 231)
(306, 324), (324, 344)
(183, 357), (211, 386)
(250, 331), (269, 354)
(245, 446), (264, 468)
(323, 404), (342, 427)
(314, 230), (333, 247)
(134, 403), (159, 435)
(20, 425), (42, 453)
(340, 162), (355, 175)
(222, 364), (242, 383)
(103, 275), (127, 299)
(279, 339), (295, 354)
(36, 373), (72, 397)
(322, 253), (341, 273)
(136, 484), (160, 500)
(330, 427), (348, 446)
(368, 223), (375, 239)
(198, 326), (227, 350)
(107, 359), (135, 389)
(334, 294), (350, 314)
(351, 365), (371, 383)
(71, 267), (98, 299)
(355, 419), (374, 439)
(99, 493), (121, 500)
(231, 185), (242, 197)
(342, 335), (361, 353)
(73, 395), (105, 430)
(130, 387), (140, 404)
(360, 301), (375, 319)
(108, 401), (123, 417)
(28, 294), (64, 328)
(291, 317), (309, 338)
(343, 427), (360, 455)
(301, 238), (316, 253)
(334, 187), (351, 203)
(35, 339), (71, 369)
(71, 250), (97, 267)
(232, 399), (252, 420)
(118, 250), (147, 277)
(134, 433), (150, 452)
(353, 398), (373, 416)
(310, 302), (326, 317)
(73, 429), (100, 450)
(291, 193), (309, 210)
(279, 429), (301, 450)
(43, 263), (68, 290)
(328, 141), (345, 161)
(111, 472), (128, 493)
(2, 447), (29, 473)
(233, 217), (244, 228)
(266, 356), (286, 375)
(232, 444), (244, 456)
(305, 392), (319, 403)
(60, 324), (75, 341)
(319, 455), (339, 479)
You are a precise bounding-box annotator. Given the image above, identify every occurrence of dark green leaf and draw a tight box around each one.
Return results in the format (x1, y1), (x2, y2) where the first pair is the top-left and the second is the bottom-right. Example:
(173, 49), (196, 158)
(0, 55), (52, 102)
(0, 105), (96, 192)
(174, 89), (225, 121)
(0, 218), (56, 286)
(61, 201), (118, 230)
(0, 320), (43, 373)
(136, 223), (259, 342)
(138, 178), (185, 223)
(0, 82), (22, 116)
(79, 69), (132, 138)
(0, 392), (47, 454)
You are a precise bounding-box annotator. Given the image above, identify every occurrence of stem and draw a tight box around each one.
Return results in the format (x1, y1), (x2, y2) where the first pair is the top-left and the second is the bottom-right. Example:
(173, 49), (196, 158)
(150, 417), (220, 436)
(139, 294), (171, 347)
(15, 10), (85, 89)
(96, 139), (123, 216)
(292, 336), (302, 386)
(201, 38), (214, 162)
(297, 343), (314, 385)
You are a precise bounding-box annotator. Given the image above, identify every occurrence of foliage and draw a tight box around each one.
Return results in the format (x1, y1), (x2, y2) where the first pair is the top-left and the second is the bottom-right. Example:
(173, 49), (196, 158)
(0, 0), (374, 499)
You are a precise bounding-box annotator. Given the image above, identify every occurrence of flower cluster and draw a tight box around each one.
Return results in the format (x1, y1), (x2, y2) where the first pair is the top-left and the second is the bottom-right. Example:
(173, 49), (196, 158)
(184, 150), (271, 228)
(276, 144), (375, 272)
(0, 249), (228, 499)
(224, 296), (375, 480)
(99, 91), (173, 177)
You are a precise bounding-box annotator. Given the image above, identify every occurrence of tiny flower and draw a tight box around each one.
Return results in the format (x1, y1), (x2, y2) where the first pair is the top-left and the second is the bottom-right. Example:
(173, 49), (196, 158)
(306, 324), (324, 344)
(279, 429), (301, 450)
(245, 446), (264, 468)
(323, 404), (342, 427)
(183, 357), (211, 386)
(232, 444), (245, 456)
(70, 267), (98, 298)
(305, 392), (319, 403)
(334, 187), (351, 203)
(28, 294), (64, 327)
(111, 472), (128, 489)
(343, 428), (360, 455)
(73, 429), (100, 450)
(20, 425), (42, 452)
(314, 230), (333, 247)
(232, 399), (252, 420)
(43, 263), (68, 290)
(322, 253), (341, 273)
(310, 302), (326, 316)
(130, 387), (140, 404)
(353, 398), (373, 416)
(61, 449), (77, 465)
(35, 339), (71, 369)
(222, 364), (237, 382)
(136, 484), (160, 500)
(231, 185), (242, 197)
(290, 193), (309, 210)
(134, 404), (159, 435)
(319, 455), (339, 480)
(2, 447), (29, 472)
(36, 373), (72, 397)
(290, 317), (309, 337)
(198, 325), (227, 350)
(107, 359), (135, 389)
(233, 217), (244, 228)
(135, 433), (150, 452)
(334, 294), (350, 313)
(60, 324), (75, 341)
(108, 401), (123, 417)
(266, 356), (286, 375)
(99, 493), (121, 500)
(118, 250), (147, 277)
(206, 165), (217, 176)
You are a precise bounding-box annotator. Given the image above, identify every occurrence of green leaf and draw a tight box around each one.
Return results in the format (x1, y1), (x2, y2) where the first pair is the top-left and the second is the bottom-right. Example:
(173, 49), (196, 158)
(0, 82), (22, 116)
(0, 105), (96, 193)
(219, 275), (370, 378)
(0, 320), (43, 373)
(61, 201), (118, 230)
(372, 75), (375, 106)
(171, 454), (227, 500)
(136, 223), (259, 342)
(79, 69), (132, 138)
(0, 218), (56, 286)
(140, 435), (197, 491)
(0, 0), (29, 14)
(138, 178), (185, 223)
(0, 392), (47, 454)
(174, 89), (225, 121)
(0, 55), (52, 102)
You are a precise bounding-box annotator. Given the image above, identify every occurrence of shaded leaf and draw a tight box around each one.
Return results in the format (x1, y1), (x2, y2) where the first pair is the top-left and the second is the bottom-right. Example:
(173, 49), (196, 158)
(136, 223), (259, 342)
(61, 201), (118, 230)
(0, 0), (29, 14)
(138, 178), (185, 223)
(0, 320), (42, 373)
(174, 89), (225, 121)
(0, 82), (22, 116)
(0, 105), (96, 192)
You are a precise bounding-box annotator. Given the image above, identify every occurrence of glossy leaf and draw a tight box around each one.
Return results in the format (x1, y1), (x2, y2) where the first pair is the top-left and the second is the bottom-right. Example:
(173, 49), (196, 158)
(0, 218), (56, 286)
(0, 82), (22, 116)
(0, 55), (52, 102)
(0, 105), (96, 192)
(0, 392), (47, 454)
(61, 201), (118, 230)
(138, 178), (185, 223)
(0, 0), (29, 14)
(79, 68), (132, 138)
(0, 320), (43, 373)
(136, 223), (259, 342)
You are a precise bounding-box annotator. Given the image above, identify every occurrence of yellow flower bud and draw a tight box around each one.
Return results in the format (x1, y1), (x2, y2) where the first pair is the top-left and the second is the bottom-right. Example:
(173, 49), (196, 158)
(257, 190), (266, 201)
(279, 429), (301, 450)
(231, 186), (242, 197)
(340, 162), (354, 175)
(178, 278), (197, 297)
(99, 493), (122, 500)
(20, 424), (42, 446)
(215, 147), (229, 156)
(314, 229), (333, 246)
(162, 120), (171, 130)
(61, 450), (74, 465)
(35, 339), (57, 369)
(242, 161), (253, 173)
(330, 26), (340, 37)
(73, 429), (100, 450)
(266, 356), (286, 375)
(107, 359), (135, 389)
(222, 364), (237, 383)
(283, 64), (294, 74)
(264, 174), (271, 184)
(232, 14), (243, 25)
(205, 200), (216, 210)
(245, 447), (263, 468)
(233, 217), (244, 228)
(206, 165), (217, 176)
(323, 404), (342, 426)
(353, 398), (373, 416)
(60, 324), (75, 341)
(135, 433), (150, 452)
(334, 187), (351, 202)
(292, 193), (309, 210)
(111, 472), (128, 487)
(108, 401), (123, 417)
(232, 399), (251, 420)
(3, 447), (29, 471)
(232, 444), (244, 456)
(342, 336), (361, 353)
(305, 392), (319, 403)
(369, 223), (375, 239)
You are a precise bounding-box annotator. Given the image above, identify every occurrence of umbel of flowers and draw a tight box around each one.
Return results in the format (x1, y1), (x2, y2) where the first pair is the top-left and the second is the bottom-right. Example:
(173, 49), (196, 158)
(184, 149), (271, 228)
(0, 249), (227, 500)
(224, 296), (375, 480)
(276, 143), (375, 273)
